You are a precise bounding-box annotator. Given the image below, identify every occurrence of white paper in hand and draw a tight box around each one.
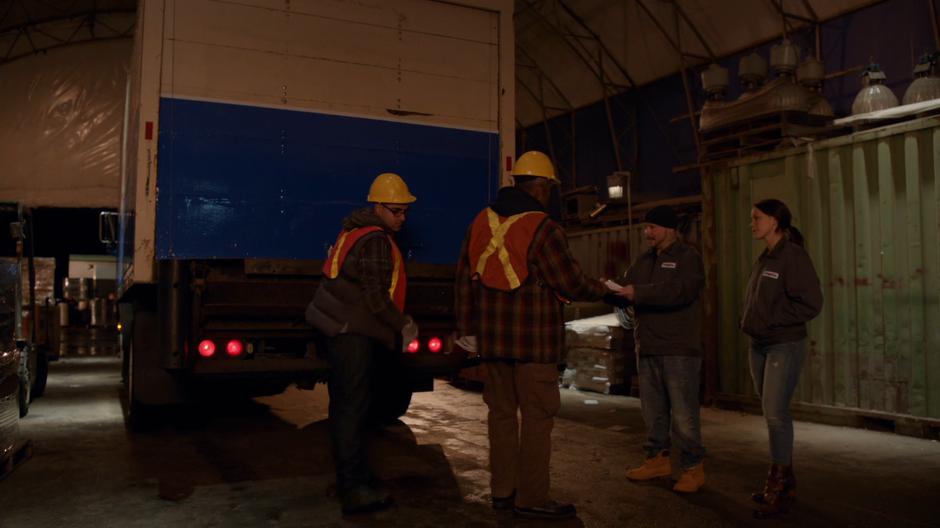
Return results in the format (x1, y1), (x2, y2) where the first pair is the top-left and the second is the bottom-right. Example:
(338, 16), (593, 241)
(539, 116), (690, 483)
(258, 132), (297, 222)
(604, 279), (625, 293)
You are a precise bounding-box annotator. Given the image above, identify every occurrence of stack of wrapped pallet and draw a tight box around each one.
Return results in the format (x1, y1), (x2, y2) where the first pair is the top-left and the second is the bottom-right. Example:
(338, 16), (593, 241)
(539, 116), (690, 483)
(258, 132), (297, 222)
(20, 257), (55, 306)
(562, 312), (630, 395)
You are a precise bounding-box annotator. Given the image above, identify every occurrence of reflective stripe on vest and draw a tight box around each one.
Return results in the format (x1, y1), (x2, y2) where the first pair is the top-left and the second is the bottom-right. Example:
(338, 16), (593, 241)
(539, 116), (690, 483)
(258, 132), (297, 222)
(468, 208), (547, 291)
(322, 226), (407, 311)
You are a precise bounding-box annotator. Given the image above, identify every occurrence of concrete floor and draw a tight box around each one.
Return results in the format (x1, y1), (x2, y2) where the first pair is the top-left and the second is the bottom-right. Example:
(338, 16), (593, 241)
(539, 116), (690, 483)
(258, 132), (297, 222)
(1, 357), (938, 527)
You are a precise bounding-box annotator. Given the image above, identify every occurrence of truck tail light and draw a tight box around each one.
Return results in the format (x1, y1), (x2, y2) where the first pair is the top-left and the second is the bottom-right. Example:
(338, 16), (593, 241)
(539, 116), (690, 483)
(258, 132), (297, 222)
(198, 340), (216, 357)
(226, 339), (244, 357)
(428, 337), (442, 353)
(406, 339), (420, 353)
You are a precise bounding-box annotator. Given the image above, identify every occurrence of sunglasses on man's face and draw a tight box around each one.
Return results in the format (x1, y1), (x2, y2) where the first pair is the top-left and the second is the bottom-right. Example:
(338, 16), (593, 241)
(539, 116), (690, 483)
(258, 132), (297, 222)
(380, 203), (409, 217)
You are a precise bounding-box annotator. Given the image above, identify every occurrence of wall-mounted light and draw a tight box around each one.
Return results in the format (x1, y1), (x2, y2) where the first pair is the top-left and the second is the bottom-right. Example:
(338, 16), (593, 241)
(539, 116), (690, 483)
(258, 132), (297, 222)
(606, 171), (630, 202)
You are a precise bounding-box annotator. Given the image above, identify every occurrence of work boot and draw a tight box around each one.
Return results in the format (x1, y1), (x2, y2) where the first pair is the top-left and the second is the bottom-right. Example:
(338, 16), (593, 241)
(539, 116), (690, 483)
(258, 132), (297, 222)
(340, 484), (394, 516)
(491, 491), (515, 510)
(513, 500), (577, 520)
(752, 464), (795, 503)
(673, 463), (706, 493)
(753, 465), (793, 519)
(626, 451), (672, 481)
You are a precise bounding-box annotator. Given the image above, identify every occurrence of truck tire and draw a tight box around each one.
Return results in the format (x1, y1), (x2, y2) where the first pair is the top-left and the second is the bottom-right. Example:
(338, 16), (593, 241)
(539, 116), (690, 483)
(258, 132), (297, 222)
(124, 295), (186, 431)
(369, 381), (412, 424)
(126, 323), (160, 432)
(17, 351), (30, 418)
(125, 336), (170, 432)
(30, 348), (48, 400)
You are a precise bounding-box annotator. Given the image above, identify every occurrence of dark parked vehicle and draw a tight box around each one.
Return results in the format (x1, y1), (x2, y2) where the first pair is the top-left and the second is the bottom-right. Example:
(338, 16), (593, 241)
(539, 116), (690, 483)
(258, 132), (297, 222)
(0, 204), (50, 418)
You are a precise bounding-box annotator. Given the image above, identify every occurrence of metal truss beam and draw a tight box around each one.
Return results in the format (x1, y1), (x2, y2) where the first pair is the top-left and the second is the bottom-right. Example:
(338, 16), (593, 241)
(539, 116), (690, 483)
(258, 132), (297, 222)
(0, 8), (135, 65)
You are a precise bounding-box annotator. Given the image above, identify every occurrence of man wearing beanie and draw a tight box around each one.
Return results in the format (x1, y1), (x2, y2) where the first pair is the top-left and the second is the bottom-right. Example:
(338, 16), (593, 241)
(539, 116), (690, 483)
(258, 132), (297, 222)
(608, 204), (707, 493)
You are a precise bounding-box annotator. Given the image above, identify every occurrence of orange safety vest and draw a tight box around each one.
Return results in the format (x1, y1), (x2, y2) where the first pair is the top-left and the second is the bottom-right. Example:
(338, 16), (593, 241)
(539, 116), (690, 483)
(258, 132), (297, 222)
(322, 226), (407, 311)
(467, 208), (548, 291)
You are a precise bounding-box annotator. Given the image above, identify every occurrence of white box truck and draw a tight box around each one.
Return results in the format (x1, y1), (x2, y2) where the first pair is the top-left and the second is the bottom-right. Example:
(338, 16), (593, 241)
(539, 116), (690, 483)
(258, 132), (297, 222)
(115, 0), (514, 427)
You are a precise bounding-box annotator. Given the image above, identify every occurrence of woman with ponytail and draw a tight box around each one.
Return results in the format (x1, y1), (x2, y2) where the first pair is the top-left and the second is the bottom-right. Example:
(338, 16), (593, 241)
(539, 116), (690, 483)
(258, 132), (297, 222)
(740, 199), (823, 519)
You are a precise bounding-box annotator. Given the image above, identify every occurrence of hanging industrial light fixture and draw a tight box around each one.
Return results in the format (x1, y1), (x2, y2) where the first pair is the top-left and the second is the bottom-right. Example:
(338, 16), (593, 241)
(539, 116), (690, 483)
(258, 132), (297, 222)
(902, 51), (940, 105)
(852, 63), (899, 114)
(701, 63), (729, 101)
(798, 58), (833, 117)
(739, 53), (768, 92)
(769, 40), (800, 78)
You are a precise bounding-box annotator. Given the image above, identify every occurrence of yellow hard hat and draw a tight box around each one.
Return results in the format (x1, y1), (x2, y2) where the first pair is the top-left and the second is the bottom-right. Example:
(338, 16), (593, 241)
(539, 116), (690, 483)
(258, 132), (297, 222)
(512, 151), (558, 182)
(366, 172), (417, 204)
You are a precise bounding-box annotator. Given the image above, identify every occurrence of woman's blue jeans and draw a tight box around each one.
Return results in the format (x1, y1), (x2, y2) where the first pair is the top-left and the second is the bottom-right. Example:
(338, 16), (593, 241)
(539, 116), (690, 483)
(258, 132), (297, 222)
(749, 339), (807, 465)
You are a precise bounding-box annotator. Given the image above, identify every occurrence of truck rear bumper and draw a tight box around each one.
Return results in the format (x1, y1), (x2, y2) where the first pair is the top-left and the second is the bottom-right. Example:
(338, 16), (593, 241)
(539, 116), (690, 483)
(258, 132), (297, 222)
(190, 357), (329, 376)
(188, 353), (476, 378)
(401, 352), (477, 377)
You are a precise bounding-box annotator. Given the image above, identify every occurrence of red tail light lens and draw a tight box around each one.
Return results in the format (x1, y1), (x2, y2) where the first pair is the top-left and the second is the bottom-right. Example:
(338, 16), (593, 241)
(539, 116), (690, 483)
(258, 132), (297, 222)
(198, 340), (216, 357)
(406, 339), (420, 353)
(226, 339), (244, 357)
(428, 337), (442, 353)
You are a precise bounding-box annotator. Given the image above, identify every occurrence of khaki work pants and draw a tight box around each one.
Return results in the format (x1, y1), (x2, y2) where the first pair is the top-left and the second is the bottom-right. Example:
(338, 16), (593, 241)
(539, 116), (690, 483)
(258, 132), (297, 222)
(482, 361), (561, 508)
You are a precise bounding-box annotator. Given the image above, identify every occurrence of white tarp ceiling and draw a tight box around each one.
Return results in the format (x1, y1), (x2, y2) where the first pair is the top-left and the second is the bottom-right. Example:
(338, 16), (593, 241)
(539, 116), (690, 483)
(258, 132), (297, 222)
(1, 0), (885, 129)
(515, 0), (884, 126)
(0, 0), (136, 65)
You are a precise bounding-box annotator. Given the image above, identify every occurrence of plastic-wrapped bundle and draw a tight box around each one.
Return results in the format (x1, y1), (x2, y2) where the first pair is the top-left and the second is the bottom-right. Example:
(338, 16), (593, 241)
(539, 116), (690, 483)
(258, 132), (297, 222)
(0, 348), (20, 469)
(563, 313), (633, 394)
(563, 347), (628, 395)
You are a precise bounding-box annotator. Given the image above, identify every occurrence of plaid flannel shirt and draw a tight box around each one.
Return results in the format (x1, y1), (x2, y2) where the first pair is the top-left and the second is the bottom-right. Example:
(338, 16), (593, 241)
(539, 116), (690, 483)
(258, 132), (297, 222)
(455, 216), (607, 363)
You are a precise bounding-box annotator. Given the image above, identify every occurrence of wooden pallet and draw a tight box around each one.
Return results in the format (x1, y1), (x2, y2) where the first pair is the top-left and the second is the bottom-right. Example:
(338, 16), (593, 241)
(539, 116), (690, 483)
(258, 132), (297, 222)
(700, 111), (834, 163)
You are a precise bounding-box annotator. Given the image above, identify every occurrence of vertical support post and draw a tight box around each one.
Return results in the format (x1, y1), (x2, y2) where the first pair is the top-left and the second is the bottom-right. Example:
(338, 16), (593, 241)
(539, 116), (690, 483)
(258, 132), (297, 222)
(600, 51), (624, 172)
(701, 168), (719, 404)
(675, 8), (702, 161)
(538, 76), (559, 172)
(570, 112), (577, 190)
(930, 0), (940, 50)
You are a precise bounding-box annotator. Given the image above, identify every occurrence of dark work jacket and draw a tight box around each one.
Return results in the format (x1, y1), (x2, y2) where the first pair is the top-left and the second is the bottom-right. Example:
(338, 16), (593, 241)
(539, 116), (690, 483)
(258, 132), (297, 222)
(306, 209), (407, 349)
(621, 240), (704, 357)
(741, 238), (823, 347)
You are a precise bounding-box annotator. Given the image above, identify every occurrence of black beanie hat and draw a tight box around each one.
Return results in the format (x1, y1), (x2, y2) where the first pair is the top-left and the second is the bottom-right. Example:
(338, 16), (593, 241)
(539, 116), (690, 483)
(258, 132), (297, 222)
(644, 205), (678, 229)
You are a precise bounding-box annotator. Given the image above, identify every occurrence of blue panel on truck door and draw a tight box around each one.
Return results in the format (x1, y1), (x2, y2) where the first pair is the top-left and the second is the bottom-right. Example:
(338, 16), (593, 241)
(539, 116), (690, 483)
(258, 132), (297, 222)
(156, 97), (498, 263)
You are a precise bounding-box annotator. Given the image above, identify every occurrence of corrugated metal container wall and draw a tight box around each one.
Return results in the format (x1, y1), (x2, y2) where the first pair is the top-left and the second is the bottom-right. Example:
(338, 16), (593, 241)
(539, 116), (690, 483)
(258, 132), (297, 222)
(712, 117), (940, 419)
(567, 214), (703, 279)
(567, 223), (646, 280)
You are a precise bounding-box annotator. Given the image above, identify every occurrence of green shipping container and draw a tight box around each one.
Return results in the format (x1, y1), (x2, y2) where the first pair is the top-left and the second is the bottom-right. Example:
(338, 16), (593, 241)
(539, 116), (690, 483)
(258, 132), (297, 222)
(709, 116), (940, 420)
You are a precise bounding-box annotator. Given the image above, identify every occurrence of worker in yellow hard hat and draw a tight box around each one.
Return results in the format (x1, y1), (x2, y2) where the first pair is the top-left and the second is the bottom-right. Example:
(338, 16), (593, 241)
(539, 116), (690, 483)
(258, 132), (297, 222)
(306, 171), (418, 515)
(454, 150), (611, 520)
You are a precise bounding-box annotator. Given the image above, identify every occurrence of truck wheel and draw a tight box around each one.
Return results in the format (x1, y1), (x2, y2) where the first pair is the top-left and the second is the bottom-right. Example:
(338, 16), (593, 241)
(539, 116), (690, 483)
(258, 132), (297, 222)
(30, 348), (48, 400)
(369, 382), (412, 424)
(17, 355), (30, 418)
(126, 339), (158, 432)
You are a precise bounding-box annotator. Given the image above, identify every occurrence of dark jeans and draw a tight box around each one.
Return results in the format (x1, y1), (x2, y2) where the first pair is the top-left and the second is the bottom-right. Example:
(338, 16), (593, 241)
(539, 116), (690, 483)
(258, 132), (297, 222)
(638, 355), (705, 470)
(749, 339), (807, 465)
(326, 333), (381, 492)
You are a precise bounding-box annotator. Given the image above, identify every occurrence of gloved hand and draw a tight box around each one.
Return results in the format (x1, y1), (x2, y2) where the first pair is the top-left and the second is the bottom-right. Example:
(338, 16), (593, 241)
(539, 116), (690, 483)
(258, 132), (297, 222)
(454, 334), (478, 355)
(401, 315), (419, 351)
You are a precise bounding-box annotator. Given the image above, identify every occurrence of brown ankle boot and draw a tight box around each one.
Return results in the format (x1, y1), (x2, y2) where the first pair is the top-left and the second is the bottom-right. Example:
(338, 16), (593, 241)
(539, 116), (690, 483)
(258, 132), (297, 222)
(626, 451), (672, 481)
(753, 465), (794, 519)
(751, 464), (796, 503)
(673, 463), (706, 493)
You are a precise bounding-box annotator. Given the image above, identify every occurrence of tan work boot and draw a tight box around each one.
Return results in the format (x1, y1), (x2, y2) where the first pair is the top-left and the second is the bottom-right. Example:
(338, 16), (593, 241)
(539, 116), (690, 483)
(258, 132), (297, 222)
(673, 463), (706, 493)
(626, 451), (671, 481)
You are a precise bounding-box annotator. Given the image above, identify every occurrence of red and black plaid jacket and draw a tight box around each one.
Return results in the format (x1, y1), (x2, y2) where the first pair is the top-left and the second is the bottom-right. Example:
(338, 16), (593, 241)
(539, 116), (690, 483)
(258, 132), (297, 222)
(455, 191), (607, 363)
